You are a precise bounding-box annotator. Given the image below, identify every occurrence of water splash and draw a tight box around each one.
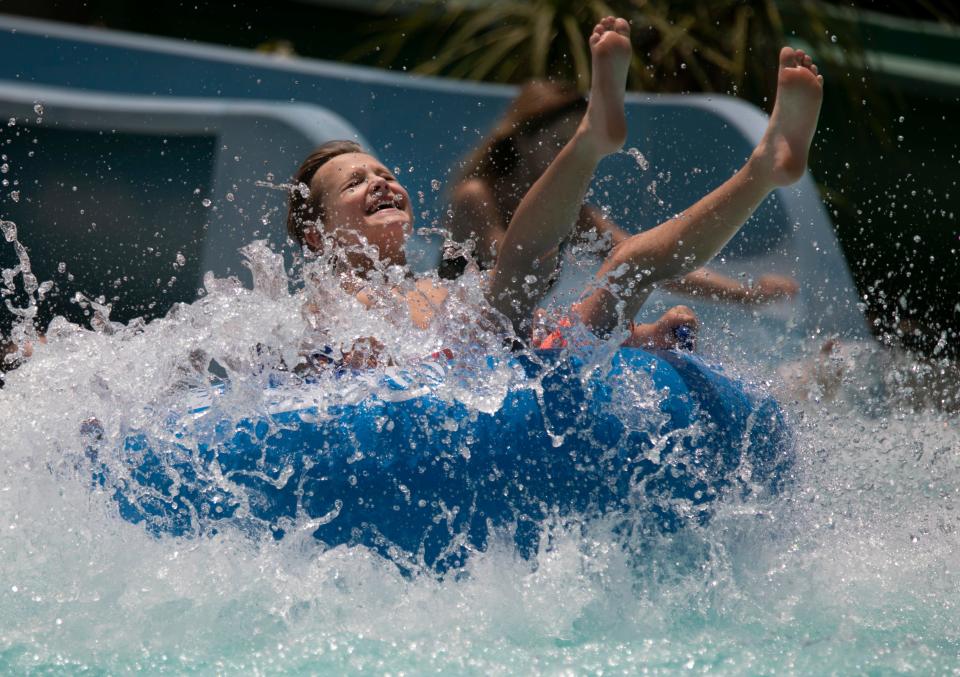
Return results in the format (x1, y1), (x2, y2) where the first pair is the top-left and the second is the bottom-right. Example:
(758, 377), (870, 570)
(1, 226), (958, 673)
(624, 146), (650, 171)
(1, 219), (48, 373)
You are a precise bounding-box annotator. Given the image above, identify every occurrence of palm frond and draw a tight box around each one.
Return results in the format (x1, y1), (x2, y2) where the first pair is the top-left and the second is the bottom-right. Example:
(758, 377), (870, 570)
(530, 6), (557, 77)
(450, 26), (530, 80)
(341, 0), (952, 118)
(561, 13), (592, 90)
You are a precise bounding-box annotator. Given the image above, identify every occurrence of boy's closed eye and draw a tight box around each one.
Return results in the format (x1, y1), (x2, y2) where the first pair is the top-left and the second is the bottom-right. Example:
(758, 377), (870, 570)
(342, 174), (364, 192)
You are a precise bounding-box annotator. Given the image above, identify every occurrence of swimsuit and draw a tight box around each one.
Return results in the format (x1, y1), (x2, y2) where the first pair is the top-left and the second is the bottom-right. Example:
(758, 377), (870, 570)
(532, 316), (575, 350)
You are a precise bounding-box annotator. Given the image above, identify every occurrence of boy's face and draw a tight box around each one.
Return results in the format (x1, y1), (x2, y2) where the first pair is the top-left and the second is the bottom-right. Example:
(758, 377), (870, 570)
(310, 152), (413, 266)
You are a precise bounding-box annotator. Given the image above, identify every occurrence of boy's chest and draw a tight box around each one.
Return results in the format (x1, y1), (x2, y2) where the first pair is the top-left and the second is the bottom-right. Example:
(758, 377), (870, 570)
(404, 281), (449, 330)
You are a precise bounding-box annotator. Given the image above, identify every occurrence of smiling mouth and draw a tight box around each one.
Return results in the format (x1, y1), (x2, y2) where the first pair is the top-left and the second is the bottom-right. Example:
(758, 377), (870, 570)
(367, 198), (405, 215)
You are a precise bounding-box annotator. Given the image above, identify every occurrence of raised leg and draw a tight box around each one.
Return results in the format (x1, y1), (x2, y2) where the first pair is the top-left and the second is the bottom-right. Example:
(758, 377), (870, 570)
(574, 46), (824, 336)
(487, 16), (632, 333)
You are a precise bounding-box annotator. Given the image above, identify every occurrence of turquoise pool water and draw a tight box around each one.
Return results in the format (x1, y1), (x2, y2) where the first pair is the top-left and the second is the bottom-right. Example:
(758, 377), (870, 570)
(1, 236), (958, 675)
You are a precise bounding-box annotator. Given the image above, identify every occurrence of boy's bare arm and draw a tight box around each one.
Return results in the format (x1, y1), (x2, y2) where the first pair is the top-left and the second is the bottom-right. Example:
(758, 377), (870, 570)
(663, 269), (798, 304)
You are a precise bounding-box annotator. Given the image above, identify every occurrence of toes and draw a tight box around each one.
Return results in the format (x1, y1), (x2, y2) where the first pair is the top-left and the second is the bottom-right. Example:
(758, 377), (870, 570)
(779, 46), (798, 68)
(592, 16), (630, 44)
(817, 74), (824, 84)
(802, 54), (813, 68)
(810, 63), (819, 75)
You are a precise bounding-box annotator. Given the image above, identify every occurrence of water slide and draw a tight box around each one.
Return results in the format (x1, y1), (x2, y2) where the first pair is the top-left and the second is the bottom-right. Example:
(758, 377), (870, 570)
(0, 14), (868, 351)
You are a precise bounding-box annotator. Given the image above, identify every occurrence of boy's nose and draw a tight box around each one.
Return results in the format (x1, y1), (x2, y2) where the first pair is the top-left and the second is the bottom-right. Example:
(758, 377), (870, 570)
(369, 175), (388, 194)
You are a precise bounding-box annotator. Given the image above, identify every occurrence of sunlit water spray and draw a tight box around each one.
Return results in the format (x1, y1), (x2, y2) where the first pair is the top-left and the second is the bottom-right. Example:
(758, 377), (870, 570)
(1, 216), (959, 672)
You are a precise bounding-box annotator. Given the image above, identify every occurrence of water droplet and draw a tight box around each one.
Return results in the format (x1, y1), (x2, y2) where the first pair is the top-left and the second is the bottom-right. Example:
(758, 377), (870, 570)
(0, 164), (8, 174)
(830, 34), (838, 43)
(201, 198), (212, 207)
(33, 102), (43, 116)
(57, 262), (66, 273)
(9, 191), (19, 202)
(897, 135), (904, 142)
(898, 115), (905, 123)
(430, 179), (441, 192)
(225, 192), (235, 202)
(626, 147), (649, 171)
(1, 220), (17, 242)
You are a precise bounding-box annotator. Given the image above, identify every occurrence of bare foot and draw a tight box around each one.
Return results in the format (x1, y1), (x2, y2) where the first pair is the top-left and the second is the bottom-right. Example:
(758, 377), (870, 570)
(579, 16), (632, 156)
(753, 46), (824, 186)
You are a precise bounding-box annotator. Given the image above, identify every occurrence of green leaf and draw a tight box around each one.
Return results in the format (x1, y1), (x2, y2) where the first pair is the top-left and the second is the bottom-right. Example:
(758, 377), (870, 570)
(562, 14), (591, 89)
(531, 5), (557, 77)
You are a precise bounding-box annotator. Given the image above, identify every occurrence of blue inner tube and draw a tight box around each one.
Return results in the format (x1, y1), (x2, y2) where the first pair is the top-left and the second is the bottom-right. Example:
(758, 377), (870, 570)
(92, 348), (793, 571)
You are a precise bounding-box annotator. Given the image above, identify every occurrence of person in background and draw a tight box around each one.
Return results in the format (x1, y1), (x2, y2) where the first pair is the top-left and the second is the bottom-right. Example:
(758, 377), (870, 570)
(778, 313), (959, 414)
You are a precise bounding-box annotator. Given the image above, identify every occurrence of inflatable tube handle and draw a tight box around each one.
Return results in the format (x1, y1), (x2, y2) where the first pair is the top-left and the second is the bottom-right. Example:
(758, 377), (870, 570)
(673, 324), (695, 351)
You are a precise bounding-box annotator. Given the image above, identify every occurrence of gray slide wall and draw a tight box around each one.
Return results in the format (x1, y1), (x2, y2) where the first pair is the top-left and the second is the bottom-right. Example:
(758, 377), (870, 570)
(0, 14), (868, 345)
